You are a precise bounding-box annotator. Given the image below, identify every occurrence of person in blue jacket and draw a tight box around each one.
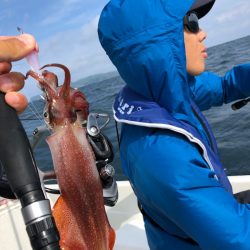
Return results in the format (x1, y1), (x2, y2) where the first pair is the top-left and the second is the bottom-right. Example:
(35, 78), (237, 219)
(98, 0), (250, 249)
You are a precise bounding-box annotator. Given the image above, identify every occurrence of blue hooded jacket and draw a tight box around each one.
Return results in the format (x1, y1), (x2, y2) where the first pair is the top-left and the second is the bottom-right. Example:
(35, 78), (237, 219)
(98, 0), (250, 249)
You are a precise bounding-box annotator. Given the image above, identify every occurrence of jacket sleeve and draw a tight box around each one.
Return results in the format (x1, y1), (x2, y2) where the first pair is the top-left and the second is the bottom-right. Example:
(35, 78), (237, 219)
(190, 63), (250, 111)
(128, 128), (250, 250)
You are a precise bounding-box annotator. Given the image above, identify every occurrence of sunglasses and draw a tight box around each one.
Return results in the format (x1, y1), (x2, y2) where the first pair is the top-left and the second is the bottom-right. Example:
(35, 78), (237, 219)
(183, 12), (200, 33)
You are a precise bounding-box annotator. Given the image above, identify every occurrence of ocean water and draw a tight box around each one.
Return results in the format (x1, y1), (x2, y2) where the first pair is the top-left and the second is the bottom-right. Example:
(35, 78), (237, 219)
(20, 35), (250, 180)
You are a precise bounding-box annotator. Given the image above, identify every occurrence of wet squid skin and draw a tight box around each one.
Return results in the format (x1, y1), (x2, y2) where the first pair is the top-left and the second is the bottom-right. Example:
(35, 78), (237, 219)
(26, 64), (115, 250)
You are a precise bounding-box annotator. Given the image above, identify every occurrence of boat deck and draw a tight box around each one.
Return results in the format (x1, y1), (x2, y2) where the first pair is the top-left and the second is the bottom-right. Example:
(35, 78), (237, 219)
(1, 176), (250, 250)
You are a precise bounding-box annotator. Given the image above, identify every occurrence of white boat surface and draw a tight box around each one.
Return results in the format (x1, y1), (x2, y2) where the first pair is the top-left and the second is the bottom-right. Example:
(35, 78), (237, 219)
(0, 176), (250, 250)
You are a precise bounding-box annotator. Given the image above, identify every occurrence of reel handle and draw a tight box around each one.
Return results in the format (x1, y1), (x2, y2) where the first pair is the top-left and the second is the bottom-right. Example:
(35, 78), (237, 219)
(231, 98), (250, 111)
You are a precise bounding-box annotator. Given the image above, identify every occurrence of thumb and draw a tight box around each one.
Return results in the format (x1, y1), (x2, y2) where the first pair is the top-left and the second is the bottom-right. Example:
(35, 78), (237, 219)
(0, 34), (38, 62)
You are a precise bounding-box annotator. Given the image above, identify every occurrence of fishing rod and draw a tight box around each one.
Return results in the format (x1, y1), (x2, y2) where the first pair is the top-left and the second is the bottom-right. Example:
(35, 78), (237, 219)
(0, 93), (60, 250)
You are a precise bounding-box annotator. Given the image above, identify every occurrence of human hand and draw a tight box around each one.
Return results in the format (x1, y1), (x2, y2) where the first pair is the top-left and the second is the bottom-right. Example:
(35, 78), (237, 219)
(0, 34), (38, 113)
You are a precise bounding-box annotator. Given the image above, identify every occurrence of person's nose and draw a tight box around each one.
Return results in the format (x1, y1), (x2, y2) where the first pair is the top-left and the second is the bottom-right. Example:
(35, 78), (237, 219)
(198, 29), (207, 42)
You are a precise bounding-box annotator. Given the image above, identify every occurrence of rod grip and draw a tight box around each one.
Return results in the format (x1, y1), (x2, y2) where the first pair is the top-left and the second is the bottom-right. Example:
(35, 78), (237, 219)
(0, 92), (42, 198)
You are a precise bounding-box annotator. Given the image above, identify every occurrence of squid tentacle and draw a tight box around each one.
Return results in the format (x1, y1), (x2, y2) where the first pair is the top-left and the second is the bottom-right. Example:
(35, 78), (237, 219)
(25, 70), (56, 99)
(40, 63), (71, 98)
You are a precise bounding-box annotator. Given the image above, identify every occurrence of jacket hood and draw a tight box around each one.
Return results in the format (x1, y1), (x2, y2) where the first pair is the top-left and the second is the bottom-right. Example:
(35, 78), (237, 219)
(98, 0), (205, 125)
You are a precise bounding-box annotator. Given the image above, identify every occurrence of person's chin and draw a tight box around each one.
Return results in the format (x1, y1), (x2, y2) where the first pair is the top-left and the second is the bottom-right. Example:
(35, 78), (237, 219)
(188, 67), (205, 76)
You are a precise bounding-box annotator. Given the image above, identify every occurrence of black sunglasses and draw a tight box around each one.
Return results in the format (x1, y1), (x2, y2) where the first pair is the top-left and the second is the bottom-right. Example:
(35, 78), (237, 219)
(183, 12), (200, 33)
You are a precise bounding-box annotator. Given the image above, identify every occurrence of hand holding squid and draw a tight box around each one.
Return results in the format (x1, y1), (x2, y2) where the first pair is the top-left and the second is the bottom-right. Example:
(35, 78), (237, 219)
(0, 34), (38, 112)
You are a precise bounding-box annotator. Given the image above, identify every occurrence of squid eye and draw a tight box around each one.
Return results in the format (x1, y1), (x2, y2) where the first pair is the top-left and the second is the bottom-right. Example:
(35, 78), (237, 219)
(43, 111), (48, 118)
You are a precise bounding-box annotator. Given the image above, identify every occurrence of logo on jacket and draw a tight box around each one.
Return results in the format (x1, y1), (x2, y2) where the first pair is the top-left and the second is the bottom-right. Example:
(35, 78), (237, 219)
(117, 98), (143, 115)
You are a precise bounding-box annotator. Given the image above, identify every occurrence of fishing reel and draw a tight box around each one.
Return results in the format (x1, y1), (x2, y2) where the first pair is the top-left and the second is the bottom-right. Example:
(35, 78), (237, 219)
(86, 113), (118, 207)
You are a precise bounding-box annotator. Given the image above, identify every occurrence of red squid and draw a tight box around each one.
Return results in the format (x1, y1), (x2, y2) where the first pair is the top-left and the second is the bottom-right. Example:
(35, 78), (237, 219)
(26, 64), (116, 250)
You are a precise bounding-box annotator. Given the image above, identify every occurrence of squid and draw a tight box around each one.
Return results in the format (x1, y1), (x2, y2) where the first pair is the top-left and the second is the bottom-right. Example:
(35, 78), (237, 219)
(26, 64), (115, 250)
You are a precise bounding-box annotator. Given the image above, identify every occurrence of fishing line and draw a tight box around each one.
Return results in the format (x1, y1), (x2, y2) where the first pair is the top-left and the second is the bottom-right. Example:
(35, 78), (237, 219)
(20, 118), (43, 121)
(27, 103), (43, 123)
(31, 99), (43, 118)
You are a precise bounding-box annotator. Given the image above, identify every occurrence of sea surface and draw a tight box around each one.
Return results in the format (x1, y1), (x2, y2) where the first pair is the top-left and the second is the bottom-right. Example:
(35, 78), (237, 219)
(20, 35), (250, 180)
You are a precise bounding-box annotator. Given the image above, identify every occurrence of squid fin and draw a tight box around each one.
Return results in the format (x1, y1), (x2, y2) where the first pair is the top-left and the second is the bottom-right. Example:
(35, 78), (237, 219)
(109, 227), (116, 250)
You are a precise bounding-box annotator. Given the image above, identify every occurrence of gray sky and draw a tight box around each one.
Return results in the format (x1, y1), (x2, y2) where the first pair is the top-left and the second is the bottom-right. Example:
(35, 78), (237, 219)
(200, 0), (250, 47)
(1, 0), (249, 99)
